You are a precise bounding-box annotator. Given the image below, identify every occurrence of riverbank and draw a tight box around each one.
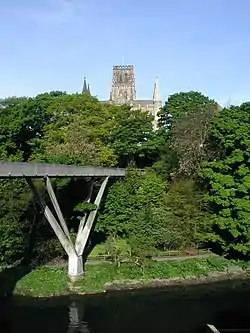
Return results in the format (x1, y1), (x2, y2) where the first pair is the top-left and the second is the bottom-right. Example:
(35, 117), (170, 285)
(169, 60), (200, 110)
(7, 256), (249, 297)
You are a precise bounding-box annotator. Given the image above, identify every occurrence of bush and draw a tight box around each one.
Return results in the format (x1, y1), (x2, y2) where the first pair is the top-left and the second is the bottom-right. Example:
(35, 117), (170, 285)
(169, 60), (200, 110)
(164, 179), (210, 249)
(127, 208), (161, 263)
(90, 237), (131, 264)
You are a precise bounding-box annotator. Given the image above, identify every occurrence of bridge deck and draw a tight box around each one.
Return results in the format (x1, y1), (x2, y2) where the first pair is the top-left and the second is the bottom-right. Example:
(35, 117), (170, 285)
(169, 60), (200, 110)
(0, 162), (125, 178)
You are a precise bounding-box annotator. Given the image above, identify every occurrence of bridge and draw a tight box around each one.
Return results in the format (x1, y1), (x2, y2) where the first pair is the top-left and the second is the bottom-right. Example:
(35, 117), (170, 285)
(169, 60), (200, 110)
(0, 162), (126, 278)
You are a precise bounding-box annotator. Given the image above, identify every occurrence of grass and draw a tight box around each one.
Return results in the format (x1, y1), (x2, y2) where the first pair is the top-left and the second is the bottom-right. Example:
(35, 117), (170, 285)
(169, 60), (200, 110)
(12, 256), (237, 297)
(14, 267), (68, 297)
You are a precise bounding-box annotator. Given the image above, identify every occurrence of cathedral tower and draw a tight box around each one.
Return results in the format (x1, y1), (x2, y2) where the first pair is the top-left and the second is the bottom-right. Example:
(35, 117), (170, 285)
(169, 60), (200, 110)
(109, 65), (136, 104)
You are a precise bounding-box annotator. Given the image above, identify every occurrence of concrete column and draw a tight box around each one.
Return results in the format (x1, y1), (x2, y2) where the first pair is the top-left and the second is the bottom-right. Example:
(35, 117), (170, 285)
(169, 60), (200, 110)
(45, 176), (72, 242)
(68, 254), (83, 277)
(75, 177), (109, 256)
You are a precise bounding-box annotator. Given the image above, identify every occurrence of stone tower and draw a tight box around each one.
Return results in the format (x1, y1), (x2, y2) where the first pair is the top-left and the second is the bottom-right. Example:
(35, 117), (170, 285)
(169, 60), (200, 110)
(109, 65), (136, 104)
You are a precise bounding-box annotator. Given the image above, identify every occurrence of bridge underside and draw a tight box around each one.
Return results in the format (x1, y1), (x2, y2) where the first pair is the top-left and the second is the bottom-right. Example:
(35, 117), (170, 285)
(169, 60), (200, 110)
(0, 162), (125, 278)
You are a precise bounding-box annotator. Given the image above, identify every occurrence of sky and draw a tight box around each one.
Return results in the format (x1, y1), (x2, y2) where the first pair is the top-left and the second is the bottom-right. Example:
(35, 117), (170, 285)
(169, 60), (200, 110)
(1, 0), (250, 106)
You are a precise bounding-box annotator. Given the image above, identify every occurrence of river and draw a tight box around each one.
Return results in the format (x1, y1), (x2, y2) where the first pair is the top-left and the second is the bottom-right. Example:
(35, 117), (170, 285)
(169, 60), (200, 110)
(1, 279), (250, 333)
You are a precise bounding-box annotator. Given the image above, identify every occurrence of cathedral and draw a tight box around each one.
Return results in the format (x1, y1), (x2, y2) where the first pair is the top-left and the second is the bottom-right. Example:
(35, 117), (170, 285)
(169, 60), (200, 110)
(82, 65), (162, 130)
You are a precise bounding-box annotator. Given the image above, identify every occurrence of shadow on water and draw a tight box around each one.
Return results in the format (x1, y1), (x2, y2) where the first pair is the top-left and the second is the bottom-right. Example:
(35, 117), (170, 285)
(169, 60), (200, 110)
(1, 278), (250, 333)
(0, 263), (33, 332)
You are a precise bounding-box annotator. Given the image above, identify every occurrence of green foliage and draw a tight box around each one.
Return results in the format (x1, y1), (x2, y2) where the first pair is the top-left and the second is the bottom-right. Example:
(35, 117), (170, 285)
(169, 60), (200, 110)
(152, 141), (179, 179)
(1, 87), (246, 270)
(157, 91), (220, 178)
(30, 93), (117, 166)
(0, 96), (29, 109)
(0, 180), (34, 264)
(96, 169), (166, 236)
(199, 103), (250, 257)
(103, 235), (131, 264)
(170, 106), (219, 176)
(127, 208), (160, 261)
(164, 179), (211, 249)
(0, 93), (60, 161)
(74, 202), (97, 213)
(29, 95), (160, 168)
(159, 91), (219, 129)
(108, 107), (155, 167)
(150, 206), (183, 249)
(90, 238), (131, 260)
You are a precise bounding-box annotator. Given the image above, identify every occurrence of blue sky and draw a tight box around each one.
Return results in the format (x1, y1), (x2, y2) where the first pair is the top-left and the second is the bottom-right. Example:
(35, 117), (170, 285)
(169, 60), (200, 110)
(1, 0), (250, 106)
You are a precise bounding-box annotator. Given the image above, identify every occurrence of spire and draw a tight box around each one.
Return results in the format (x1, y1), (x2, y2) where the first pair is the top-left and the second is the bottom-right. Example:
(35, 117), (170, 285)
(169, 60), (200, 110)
(152, 76), (161, 131)
(153, 76), (160, 101)
(82, 77), (91, 95)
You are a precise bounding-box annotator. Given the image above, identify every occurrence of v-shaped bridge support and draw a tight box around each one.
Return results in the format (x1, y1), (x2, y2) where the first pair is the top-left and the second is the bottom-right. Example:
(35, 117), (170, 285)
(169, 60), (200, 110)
(26, 176), (109, 278)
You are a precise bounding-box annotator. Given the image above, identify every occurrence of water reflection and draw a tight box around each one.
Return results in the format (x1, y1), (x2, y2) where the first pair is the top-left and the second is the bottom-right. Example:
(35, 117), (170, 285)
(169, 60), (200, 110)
(68, 300), (90, 333)
(3, 279), (250, 333)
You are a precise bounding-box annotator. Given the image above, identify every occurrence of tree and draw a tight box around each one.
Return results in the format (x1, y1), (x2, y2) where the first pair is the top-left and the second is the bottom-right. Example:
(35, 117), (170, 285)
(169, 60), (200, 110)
(32, 96), (162, 168)
(156, 91), (220, 177)
(96, 169), (166, 237)
(108, 107), (155, 167)
(0, 179), (38, 265)
(158, 91), (220, 129)
(0, 96), (29, 109)
(30, 94), (118, 166)
(0, 92), (64, 161)
(170, 104), (219, 176)
(127, 207), (163, 261)
(164, 179), (210, 249)
(199, 103), (250, 257)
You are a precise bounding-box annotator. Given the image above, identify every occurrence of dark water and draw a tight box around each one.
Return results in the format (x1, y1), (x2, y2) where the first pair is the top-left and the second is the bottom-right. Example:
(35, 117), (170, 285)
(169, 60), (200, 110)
(1, 279), (250, 333)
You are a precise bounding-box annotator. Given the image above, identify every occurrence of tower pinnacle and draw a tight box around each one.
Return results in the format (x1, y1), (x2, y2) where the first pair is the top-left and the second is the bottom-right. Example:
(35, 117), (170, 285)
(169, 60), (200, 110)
(152, 76), (161, 131)
(82, 77), (91, 95)
(153, 76), (160, 101)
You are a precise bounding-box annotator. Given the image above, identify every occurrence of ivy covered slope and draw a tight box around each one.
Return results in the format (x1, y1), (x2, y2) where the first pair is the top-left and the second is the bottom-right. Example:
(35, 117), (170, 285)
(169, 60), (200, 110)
(0, 90), (250, 276)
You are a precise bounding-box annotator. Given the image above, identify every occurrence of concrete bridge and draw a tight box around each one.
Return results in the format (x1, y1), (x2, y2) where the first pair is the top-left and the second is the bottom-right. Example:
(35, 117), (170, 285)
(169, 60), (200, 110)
(0, 162), (125, 278)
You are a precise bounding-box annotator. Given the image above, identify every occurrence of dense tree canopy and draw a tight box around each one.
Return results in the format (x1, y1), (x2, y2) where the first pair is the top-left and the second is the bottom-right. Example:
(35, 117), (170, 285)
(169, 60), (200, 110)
(199, 103), (250, 257)
(0, 89), (249, 266)
(159, 91), (219, 129)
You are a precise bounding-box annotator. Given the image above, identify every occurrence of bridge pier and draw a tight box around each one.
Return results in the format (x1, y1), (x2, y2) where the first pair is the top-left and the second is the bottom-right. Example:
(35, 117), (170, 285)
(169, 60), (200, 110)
(0, 162), (125, 277)
(68, 254), (84, 277)
(26, 176), (109, 278)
